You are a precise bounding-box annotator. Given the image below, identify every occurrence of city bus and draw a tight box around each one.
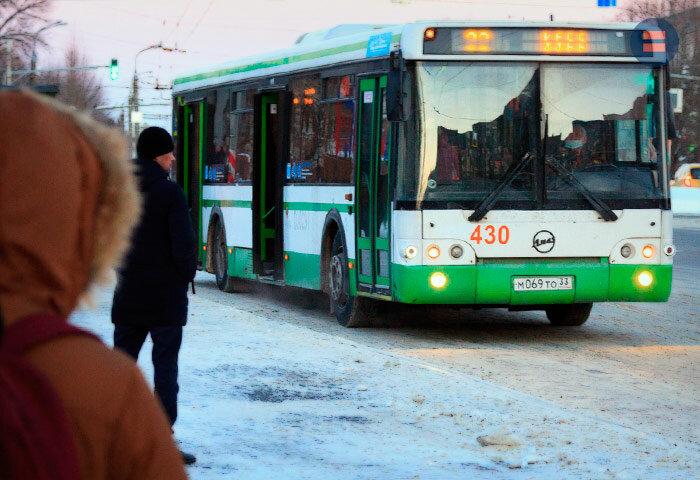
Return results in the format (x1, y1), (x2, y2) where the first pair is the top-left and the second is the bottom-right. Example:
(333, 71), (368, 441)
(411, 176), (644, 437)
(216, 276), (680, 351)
(172, 21), (675, 327)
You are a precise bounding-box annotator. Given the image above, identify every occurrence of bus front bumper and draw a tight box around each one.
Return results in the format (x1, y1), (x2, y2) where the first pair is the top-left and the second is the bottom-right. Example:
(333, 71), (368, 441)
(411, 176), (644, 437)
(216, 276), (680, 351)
(391, 260), (672, 305)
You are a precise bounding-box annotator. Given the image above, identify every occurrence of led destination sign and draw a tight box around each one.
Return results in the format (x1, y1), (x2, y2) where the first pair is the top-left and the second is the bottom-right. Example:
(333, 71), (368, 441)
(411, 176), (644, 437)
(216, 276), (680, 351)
(423, 27), (642, 56)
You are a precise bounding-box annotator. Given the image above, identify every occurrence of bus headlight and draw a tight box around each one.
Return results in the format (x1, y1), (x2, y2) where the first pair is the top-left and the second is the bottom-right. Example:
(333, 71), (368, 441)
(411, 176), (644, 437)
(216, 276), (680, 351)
(404, 245), (418, 259)
(427, 246), (441, 259)
(620, 244), (633, 258)
(430, 272), (447, 289)
(637, 271), (653, 287)
(642, 245), (656, 259)
(450, 245), (464, 259)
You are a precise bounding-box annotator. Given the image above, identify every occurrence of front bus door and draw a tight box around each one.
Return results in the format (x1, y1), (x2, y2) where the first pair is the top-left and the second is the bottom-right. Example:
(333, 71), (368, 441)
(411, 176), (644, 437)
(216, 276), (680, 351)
(356, 76), (392, 297)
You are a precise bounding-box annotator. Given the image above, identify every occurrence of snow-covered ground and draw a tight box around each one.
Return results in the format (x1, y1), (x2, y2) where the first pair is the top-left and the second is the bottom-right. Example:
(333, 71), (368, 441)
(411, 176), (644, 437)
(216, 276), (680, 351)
(71, 277), (699, 479)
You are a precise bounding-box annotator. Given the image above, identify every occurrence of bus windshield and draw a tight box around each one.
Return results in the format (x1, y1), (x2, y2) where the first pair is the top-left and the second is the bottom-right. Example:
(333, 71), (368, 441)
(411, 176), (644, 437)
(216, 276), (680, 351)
(401, 62), (667, 210)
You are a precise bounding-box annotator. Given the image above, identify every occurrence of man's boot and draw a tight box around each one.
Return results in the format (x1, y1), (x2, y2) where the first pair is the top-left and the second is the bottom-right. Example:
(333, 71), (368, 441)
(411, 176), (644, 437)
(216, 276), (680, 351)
(180, 450), (196, 465)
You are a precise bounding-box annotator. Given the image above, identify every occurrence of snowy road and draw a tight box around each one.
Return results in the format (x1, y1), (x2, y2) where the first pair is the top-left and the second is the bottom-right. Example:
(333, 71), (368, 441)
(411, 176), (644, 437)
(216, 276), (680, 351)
(70, 219), (700, 479)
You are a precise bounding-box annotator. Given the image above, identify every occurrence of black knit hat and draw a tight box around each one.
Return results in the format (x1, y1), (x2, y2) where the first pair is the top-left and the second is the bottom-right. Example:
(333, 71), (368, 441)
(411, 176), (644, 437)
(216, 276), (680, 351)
(136, 127), (174, 160)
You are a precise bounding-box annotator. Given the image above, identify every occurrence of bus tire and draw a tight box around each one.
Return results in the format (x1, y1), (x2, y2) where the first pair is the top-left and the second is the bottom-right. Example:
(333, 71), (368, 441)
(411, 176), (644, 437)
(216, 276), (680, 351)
(545, 303), (592, 326)
(329, 232), (375, 328)
(213, 220), (238, 293)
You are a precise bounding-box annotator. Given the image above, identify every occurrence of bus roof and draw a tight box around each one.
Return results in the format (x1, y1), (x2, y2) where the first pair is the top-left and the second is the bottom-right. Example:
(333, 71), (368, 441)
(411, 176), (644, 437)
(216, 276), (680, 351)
(173, 21), (640, 94)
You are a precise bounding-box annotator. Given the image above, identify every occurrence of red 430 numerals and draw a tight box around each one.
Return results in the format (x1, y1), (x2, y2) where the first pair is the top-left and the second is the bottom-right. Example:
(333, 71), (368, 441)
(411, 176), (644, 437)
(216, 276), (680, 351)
(470, 225), (510, 245)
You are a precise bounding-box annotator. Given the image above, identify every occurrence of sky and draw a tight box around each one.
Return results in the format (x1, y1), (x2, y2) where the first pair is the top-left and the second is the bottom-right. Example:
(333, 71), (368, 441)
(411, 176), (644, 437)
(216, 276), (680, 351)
(43, 0), (623, 129)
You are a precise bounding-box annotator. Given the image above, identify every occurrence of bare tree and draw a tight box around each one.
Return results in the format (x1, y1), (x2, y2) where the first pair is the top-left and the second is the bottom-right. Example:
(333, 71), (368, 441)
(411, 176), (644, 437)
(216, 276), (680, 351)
(38, 45), (115, 125)
(618, 0), (669, 20)
(0, 0), (52, 57)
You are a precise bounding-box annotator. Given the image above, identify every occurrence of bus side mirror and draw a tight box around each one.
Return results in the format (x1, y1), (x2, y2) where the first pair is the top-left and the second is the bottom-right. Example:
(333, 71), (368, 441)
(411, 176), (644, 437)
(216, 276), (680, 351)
(387, 70), (409, 122)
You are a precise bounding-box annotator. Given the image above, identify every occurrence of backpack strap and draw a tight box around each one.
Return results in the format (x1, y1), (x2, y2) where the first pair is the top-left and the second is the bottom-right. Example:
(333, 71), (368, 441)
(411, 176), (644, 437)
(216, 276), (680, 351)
(0, 313), (99, 480)
(1, 313), (101, 356)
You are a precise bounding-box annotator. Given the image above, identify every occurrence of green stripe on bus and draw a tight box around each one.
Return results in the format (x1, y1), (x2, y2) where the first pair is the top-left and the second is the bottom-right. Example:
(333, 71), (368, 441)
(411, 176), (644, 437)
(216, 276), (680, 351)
(203, 200), (253, 208)
(283, 251), (357, 293)
(391, 262), (672, 305)
(283, 252), (321, 289)
(608, 264), (672, 302)
(203, 199), (350, 212)
(283, 202), (351, 213)
(174, 34), (401, 86)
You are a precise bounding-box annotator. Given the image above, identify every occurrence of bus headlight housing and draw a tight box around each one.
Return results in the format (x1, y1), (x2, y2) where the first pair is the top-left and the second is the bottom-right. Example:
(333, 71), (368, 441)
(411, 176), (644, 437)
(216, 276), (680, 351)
(450, 244), (464, 259)
(404, 245), (418, 259)
(427, 246), (441, 259)
(642, 245), (656, 259)
(637, 271), (653, 287)
(620, 244), (633, 258)
(430, 272), (447, 288)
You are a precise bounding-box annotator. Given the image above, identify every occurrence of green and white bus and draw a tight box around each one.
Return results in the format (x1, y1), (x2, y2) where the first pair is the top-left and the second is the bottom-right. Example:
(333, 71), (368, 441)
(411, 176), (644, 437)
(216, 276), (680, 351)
(172, 22), (675, 327)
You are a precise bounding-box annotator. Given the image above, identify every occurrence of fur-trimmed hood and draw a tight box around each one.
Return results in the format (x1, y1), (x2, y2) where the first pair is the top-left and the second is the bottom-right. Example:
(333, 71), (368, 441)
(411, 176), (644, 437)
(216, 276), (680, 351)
(0, 90), (141, 325)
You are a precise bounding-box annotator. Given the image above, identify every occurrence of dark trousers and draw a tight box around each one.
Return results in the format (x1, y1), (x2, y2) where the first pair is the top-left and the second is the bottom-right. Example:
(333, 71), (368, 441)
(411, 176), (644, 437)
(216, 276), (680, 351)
(114, 324), (182, 426)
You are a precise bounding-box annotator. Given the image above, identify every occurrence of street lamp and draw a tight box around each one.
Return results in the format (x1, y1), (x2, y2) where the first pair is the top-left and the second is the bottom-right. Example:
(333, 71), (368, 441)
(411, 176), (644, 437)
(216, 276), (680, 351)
(30, 20), (68, 86)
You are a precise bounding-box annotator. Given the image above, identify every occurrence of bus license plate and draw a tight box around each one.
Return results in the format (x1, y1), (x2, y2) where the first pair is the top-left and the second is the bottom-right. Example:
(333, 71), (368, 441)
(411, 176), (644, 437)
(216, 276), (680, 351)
(513, 276), (573, 292)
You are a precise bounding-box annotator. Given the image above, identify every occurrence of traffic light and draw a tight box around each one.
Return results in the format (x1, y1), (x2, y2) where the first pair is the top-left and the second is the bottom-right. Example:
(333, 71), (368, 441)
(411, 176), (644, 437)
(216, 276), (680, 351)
(109, 58), (119, 81)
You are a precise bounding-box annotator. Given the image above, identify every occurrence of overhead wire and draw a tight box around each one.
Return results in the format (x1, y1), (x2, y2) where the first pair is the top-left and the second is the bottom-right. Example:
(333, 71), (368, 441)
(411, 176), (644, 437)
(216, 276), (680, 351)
(165, 0), (194, 44)
(185, 0), (216, 42)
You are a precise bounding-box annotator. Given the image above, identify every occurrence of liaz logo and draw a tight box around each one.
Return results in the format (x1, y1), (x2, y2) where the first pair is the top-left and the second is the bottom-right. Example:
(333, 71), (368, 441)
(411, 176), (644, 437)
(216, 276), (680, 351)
(532, 230), (555, 253)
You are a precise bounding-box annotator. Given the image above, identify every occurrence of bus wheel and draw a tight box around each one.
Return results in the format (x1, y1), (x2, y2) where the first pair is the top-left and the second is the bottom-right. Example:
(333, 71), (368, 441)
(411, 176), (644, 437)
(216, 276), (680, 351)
(213, 220), (238, 293)
(329, 232), (374, 328)
(545, 303), (592, 326)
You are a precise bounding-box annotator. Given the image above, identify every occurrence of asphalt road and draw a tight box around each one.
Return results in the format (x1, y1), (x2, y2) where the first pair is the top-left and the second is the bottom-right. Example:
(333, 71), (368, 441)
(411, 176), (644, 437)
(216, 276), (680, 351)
(194, 217), (700, 450)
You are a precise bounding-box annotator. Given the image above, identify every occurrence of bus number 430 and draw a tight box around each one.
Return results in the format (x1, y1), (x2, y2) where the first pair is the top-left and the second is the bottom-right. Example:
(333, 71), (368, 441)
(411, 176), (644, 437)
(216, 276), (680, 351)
(470, 225), (510, 245)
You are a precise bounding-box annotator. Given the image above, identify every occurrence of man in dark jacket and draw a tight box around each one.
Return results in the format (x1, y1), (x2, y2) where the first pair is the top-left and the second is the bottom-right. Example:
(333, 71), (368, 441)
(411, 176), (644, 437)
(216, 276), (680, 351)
(111, 127), (197, 465)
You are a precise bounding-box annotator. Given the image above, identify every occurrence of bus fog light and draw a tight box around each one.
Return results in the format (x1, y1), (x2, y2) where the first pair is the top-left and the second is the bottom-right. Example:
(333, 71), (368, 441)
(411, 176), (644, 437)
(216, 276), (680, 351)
(427, 246), (441, 259)
(450, 245), (463, 259)
(664, 245), (676, 256)
(642, 245), (655, 259)
(404, 245), (418, 259)
(637, 271), (653, 287)
(430, 272), (447, 288)
(620, 245), (633, 258)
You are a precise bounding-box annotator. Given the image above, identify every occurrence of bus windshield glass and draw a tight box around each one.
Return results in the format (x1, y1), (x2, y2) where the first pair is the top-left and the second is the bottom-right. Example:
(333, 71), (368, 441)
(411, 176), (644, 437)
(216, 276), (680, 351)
(401, 62), (666, 209)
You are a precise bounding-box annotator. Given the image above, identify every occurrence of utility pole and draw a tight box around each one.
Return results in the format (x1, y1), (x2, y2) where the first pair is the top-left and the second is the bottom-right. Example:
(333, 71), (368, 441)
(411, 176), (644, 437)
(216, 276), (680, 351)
(133, 71), (140, 153)
(29, 50), (36, 86)
(4, 40), (12, 85)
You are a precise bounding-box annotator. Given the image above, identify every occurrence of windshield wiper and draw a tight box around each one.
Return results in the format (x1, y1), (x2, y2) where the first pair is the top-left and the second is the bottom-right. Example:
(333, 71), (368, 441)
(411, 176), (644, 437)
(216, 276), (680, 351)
(545, 156), (618, 221)
(469, 152), (534, 222)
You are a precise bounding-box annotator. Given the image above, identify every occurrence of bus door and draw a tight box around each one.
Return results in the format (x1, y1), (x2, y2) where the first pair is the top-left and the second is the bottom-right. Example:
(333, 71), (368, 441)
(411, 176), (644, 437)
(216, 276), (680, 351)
(180, 101), (207, 265)
(252, 91), (287, 280)
(356, 76), (392, 296)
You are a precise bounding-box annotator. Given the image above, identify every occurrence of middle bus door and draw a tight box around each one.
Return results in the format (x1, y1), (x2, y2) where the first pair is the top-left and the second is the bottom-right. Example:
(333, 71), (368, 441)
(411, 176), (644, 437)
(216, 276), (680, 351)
(253, 91), (287, 281)
(356, 76), (392, 297)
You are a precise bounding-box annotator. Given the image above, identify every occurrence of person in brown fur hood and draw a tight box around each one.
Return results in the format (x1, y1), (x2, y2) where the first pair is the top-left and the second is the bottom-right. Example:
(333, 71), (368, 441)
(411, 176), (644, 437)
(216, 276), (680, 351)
(0, 90), (188, 479)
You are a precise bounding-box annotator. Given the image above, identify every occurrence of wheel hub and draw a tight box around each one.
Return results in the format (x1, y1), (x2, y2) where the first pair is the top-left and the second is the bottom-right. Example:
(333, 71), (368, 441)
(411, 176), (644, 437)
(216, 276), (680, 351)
(329, 255), (343, 301)
(215, 230), (226, 280)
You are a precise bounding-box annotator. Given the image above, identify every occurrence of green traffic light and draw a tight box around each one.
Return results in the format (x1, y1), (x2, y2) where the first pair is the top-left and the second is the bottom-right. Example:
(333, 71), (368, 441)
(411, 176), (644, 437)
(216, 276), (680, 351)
(109, 58), (119, 81)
